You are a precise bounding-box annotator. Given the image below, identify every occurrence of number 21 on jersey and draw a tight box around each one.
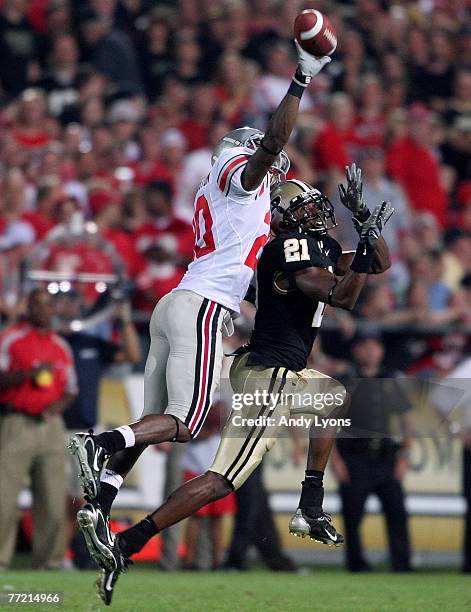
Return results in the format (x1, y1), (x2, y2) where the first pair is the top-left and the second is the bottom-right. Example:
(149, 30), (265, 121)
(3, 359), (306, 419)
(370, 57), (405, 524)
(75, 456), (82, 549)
(283, 237), (332, 328)
(284, 238), (310, 262)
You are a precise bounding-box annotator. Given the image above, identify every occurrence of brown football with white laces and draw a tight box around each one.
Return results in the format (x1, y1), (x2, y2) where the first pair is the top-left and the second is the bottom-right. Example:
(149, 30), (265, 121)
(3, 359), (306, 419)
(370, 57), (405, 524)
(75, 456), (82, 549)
(294, 9), (337, 57)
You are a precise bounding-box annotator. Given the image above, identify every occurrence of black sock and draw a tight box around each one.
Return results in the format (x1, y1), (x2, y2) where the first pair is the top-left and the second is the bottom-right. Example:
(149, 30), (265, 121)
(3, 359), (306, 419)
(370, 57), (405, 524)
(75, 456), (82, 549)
(95, 483), (118, 516)
(95, 430), (127, 454)
(299, 471), (324, 515)
(304, 469), (324, 488)
(118, 516), (159, 557)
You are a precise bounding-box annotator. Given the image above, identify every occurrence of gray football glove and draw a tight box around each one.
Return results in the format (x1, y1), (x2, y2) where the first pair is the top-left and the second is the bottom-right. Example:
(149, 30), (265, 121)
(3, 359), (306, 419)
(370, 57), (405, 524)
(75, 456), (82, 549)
(354, 201), (394, 247)
(338, 163), (369, 222)
(293, 40), (331, 86)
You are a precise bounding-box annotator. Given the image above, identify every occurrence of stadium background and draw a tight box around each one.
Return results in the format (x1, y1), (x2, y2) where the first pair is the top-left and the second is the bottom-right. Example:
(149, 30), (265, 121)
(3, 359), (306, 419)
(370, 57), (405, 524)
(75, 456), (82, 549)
(0, 0), (470, 579)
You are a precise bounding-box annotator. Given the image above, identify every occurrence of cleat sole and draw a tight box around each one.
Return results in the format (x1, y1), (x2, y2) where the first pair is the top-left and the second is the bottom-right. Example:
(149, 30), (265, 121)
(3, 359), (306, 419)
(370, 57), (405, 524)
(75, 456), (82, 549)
(68, 436), (99, 500)
(77, 509), (116, 572)
(290, 529), (343, 547)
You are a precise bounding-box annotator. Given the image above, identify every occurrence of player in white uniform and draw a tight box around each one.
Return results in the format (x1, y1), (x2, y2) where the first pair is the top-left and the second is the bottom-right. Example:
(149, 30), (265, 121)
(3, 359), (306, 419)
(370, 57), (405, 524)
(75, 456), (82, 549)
(67, 40), (331, 599)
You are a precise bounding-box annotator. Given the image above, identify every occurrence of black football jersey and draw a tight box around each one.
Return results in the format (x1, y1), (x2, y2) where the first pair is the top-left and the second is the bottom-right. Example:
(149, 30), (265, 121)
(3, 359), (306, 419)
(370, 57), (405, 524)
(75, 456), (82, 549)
(246, 230), (342, 371)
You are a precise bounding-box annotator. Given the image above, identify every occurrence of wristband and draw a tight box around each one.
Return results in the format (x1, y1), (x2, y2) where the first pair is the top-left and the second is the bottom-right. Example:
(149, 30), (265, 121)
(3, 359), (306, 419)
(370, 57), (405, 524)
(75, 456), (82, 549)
(350, 240), (376, 273)
(260, 139), (282, 156)
(291, 67), (310, 88)
(288, 79), (306, 99)
(354, 208), (371, 223)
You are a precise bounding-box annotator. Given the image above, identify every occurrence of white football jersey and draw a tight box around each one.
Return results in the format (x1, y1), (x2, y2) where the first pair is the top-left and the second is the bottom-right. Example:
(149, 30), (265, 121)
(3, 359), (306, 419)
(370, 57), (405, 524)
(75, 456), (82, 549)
(175, 146), (271, 312)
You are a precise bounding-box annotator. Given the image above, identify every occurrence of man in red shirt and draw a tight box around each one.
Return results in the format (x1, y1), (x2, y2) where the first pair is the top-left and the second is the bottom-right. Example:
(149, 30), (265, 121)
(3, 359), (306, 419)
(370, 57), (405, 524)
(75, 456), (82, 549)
(134, 180), (194, 264)
(0, 288), (77, 569)
(387, 103), (447, 226)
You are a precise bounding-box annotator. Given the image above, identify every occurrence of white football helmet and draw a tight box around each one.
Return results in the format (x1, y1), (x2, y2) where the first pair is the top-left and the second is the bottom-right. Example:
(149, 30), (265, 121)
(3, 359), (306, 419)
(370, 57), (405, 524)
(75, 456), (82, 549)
(211, 127), (290, 184)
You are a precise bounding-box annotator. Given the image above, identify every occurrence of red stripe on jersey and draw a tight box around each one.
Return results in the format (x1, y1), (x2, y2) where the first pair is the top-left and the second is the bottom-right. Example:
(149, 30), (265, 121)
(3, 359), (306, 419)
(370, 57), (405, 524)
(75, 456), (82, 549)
(218, 155), (249, 194)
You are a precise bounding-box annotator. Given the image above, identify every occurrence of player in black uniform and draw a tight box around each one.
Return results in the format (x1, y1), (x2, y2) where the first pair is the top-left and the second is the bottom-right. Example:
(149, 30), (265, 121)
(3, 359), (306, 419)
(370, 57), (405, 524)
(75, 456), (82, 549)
(91, 166), (393, 604)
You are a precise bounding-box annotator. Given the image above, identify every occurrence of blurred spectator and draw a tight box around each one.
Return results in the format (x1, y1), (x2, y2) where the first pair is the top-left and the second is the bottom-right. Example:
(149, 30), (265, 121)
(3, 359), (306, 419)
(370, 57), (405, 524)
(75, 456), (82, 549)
(137, 14), (172, 99)
(0, 169), (35, 252)
(178, 83), (218, 151)
(225, 462), (296, 572)
(333, 331), (412, 573)
(13, 88), (51, 150)
(314, 93), (356, 173)
(255, 41), (313, 117)
(39, 33), (80, 118)
(181, 402), (235, 570)
(134, 235), (186, 314)
(0, 0), (39, 96)
(175, 120), (230, 221)
(441, 116), (471, 185)
(0, 288), (77, 569)
(135, 180), (193, 263)
(56, 293), (140, 568)
(387, 104), (447, 226)
(409, 250), (451, 312)
(80, 9), (142, 95)
(23, 176), (65, 240)
(334, 147), (410, 254)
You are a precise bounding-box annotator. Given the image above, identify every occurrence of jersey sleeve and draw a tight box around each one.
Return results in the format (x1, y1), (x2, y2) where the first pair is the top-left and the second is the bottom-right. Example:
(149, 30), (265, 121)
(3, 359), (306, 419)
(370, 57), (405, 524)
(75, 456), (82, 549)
(211, 147), (260, 202)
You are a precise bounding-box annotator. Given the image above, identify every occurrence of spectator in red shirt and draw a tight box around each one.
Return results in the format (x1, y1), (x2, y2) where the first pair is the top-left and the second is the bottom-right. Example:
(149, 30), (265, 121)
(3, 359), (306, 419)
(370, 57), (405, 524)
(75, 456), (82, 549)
(313, 93), (357, 173)
(178, 83), (218, 151)
(135, 180), (194, 264)
(134, 235), (186, 314)
(23, 176), (65, 240)
(214, 52), (254, 127)
(131, 128), (173, 188)
(0, 288), (77, 569)
(354, 74), (385, 149)
(91, 190), (140, 278)
(13, 88), (51, 150)
(387, 103), (447, 226)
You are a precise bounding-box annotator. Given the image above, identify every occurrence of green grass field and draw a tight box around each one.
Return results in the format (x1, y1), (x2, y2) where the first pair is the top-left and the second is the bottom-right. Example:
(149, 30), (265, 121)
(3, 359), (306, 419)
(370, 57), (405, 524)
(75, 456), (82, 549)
(1, 568), (470, 612)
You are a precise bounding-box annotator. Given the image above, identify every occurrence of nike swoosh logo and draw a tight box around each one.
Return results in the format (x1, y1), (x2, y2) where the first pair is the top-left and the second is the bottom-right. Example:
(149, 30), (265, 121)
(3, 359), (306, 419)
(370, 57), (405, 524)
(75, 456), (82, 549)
(106, 570), (115, 590)
(93, 448), (101, 472)
(330, 533), (337, 542)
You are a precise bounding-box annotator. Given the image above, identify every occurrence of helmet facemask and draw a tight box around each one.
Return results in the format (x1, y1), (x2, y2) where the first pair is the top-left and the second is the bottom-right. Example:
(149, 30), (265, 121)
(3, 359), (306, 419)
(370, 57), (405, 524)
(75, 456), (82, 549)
(273, 190), (337, 233)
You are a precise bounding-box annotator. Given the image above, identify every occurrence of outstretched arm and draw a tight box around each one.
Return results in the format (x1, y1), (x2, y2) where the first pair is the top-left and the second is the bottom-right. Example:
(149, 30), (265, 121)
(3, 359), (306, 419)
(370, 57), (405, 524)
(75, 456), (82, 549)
(242, 45), (331, 191)
(336, 163), (392, 275)
(296, 202), (395, 310)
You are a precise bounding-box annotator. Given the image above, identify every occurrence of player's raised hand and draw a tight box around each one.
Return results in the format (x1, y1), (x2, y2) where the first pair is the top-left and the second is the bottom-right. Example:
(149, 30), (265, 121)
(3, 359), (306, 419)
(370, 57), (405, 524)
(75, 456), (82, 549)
(355, 201), (394, 246)
(338, 163), (369, 219)
(294, 40), (331, 85)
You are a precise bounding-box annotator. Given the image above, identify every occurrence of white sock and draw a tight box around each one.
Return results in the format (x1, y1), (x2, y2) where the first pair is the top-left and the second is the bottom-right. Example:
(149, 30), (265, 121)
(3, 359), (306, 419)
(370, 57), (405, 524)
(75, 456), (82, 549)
(116, 425), (136, 448)
(100, 468), (124, 491)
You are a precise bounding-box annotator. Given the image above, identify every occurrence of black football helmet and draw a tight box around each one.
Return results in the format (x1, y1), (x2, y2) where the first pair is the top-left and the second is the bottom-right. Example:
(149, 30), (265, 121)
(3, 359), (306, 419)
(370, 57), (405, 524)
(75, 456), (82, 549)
(270, 179), (337, 234)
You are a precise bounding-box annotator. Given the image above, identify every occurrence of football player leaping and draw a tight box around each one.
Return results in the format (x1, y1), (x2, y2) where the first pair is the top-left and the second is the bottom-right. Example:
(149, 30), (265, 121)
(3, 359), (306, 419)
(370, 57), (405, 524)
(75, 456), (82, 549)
(68, 42), (331, 582)
(94, 166), (393, 605)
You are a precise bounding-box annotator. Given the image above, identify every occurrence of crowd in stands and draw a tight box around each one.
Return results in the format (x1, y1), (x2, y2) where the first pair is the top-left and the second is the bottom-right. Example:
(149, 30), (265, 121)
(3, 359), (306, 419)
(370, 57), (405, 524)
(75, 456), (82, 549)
(0, 0), (469, 376)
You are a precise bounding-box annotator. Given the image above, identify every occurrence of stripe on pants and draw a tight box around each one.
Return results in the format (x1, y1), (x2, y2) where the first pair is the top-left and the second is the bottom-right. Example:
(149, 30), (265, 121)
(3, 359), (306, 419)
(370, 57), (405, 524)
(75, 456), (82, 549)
(224, 367), (289, 484)
(185, 299), (221, 435)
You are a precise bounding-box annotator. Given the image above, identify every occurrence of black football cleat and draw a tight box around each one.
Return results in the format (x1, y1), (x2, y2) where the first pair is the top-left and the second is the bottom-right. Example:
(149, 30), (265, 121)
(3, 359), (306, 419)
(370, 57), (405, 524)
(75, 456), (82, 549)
(289, 508), (344, 546)
(77, 501), (116, 571)
(96, 535), (132, 606)
(68, 430), (107, 499)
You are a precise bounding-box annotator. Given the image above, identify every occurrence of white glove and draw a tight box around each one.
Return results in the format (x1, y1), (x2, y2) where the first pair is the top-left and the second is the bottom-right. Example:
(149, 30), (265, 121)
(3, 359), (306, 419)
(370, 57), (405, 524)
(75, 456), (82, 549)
(294, 40), (331, 86)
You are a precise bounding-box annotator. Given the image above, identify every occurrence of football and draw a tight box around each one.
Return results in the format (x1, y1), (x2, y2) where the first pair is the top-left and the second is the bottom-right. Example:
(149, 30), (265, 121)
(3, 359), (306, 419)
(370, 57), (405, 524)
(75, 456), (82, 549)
(294, 9), (337, 57)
